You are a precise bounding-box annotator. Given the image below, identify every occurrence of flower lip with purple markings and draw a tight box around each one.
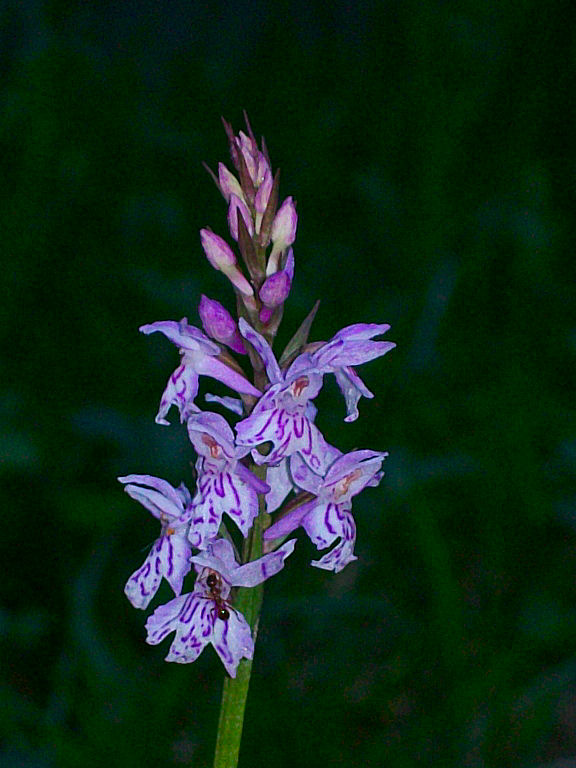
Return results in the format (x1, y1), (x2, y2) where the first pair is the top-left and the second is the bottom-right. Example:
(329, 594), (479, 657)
(235, 319), (333, 473)
(140, 318), (260, 425)
(183, 411), (270, 549)
(119, 474), (194, 609)
(145, 538), (295, 676)
(263, 450), (388, 573)
(235, 318), (394, 470)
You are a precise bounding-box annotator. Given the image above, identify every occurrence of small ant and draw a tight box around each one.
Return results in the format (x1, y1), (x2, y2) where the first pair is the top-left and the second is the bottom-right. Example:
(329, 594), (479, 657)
(206, 571), (232, 621)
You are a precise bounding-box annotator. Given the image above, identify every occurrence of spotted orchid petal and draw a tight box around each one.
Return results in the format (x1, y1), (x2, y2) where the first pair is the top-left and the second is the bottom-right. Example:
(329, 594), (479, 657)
(334, 366), (374, 423)
(264, 450), (387, 573)
(191, 537), (296, 588)
(312, 323), (395, 369)
(144, 536), (295, 675)
(125, 532), (191, 609)
(188, 463), (260, 547)
(145, 591), (254, 676)
(184, 413), (270, 548)
(304, 502), (358, 573)
(235, 384), (333, 473)
(119, 475), (193, 608)
(141, 319), (260, 424)
(310, 323), (395, 421)
(204, 393), (245, 415)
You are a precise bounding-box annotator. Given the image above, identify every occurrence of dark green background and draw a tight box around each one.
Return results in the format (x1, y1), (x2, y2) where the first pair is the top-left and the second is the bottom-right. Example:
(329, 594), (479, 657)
(2, 1), (575, 766)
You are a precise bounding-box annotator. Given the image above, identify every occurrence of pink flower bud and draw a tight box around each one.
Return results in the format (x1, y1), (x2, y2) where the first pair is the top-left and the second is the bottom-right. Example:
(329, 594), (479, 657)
(200, 229), (237, 270)
(254, 168), (273, 214)
(237, 131), (271, 187)
(218, 163), (244, 202)
(259, 248), (294, 308)
(198, 295), (247, 354)
(271, 196), (297, 249)
(228, 194), (254, 241)
(200, 229), (255, 299)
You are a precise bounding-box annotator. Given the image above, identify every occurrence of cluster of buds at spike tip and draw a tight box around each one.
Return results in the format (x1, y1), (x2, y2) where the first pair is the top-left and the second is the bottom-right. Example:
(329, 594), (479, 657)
(120, 116), (395, 676)
(199, 116), (299, 337)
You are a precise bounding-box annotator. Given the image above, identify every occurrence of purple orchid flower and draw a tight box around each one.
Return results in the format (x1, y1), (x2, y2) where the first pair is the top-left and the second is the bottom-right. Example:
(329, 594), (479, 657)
(140, 318), (260, 425)
(235, 318), (394, 470)
(234, 319), (335, 473)
(310, 323), (396, 422)
(145, 537), (295, 675)
(184, 412), (270, 548)
(263, 450), (387, 573)
(119, 474), (193, 609)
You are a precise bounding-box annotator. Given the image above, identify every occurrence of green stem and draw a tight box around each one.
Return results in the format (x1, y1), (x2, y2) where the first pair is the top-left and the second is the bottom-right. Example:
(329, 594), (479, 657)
(212, 472), (269, 768)
(212, 650), (255, 768)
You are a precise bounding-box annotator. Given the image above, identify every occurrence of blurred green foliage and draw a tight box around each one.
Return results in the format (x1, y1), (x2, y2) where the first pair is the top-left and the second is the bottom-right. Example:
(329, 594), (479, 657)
(1, 1), (575, 766)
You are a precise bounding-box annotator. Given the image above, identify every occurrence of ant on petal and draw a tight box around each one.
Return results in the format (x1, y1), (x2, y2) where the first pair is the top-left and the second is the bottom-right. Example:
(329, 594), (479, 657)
(206, 570), (234, 621)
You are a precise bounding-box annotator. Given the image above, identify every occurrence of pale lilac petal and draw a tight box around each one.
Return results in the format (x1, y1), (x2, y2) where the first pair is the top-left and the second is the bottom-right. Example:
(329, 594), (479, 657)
(141, 318), (259, 421)
(234, 387), (279, 447)
(302, 502), (357, 573)
(121, 485), (182, 522)
(218, 471), (260, 536)
(265, 460), (293, 513)
(285, 351), (316, 380)
(191, 538), (238, 582)
(204, 393), (245, 415)
(236, 398), (332, 473)
(191, 537), (294, 588)
(118, 474), (189, 513)
(212, 608), (253, 677)
(231, 539), (296, 587)
(124, 533), (192, 609)
(313, 323), (395, 369)
(164, 598), (214, 664)
(311, 535), (357, 573)
(194, 353), (261, 398)
(145, 593), (191, 645)
(334, 366), (374, 422)
(234, 461), (270, 494)
(162, 532), (193, 596)
(187, 411), (237, 460)
(140, 319), (221, 355)
(323, 450), (387, 502)
(288, 453), (324, 495)
(188, 469), (259, 547)
(145, 588), (252, 673)
(145, 593), (212, 663)
(237, 319), (282, 383)
(156, 362), (200, 425)
(124, 539), (164, 609)
(263, 498), (316, 540)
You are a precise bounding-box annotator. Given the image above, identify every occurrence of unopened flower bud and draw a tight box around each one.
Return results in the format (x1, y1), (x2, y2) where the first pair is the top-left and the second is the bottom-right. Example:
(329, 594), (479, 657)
(198, 295), (247, 354)
(271, 196), (297, 248)
(200, 229), (255, 299)
(259, 248), (294, 308)
(200, 229), (237, 270)
(218, 163), (244, 202)
(228, 194), (254, 241)
(237, 132), (270, 187)
(255, 169), (273, 214)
